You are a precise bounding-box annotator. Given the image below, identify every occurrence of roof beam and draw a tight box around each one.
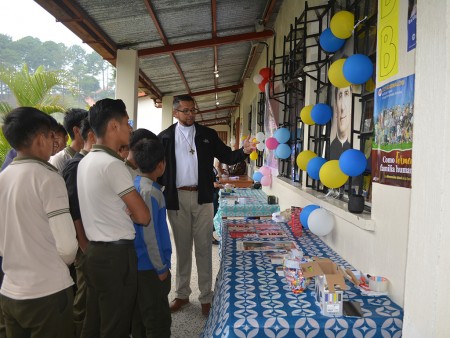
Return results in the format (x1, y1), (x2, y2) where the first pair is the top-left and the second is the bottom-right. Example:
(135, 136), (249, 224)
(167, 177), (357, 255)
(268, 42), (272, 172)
(198, 117), (230, 126)
(197, 105), (239, 115)
(138, 70), (162, 99)
(138, 30), (274, 58)
(143, 0), (191, 94)
(190, 84), (243, 97)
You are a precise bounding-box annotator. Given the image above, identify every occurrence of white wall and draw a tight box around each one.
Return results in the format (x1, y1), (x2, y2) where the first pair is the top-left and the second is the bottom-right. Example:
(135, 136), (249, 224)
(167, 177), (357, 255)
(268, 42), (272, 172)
(136, 96), (163, 135)
(237, 0), (410, 306)
(402, 1), (450, 336)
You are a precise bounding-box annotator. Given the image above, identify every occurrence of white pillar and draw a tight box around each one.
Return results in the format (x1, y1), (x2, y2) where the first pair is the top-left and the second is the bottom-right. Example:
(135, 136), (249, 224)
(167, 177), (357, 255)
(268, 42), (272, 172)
(403, 1), (450, 336)
(116, 49), (139, 129)
(161, 95), (174, 130)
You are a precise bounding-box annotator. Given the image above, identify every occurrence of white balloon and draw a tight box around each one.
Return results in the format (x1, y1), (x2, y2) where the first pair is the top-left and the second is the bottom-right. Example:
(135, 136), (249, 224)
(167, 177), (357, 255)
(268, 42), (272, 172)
(253, 74), (264, 84)
(255, 131), (266, 142)
(308, 208), (334, 236)
(256, 142), (265, 151)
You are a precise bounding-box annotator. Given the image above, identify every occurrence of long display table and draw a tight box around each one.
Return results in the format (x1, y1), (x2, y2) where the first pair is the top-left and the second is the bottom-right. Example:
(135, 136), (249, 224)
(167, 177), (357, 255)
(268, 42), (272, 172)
(202, 219), (403, 338)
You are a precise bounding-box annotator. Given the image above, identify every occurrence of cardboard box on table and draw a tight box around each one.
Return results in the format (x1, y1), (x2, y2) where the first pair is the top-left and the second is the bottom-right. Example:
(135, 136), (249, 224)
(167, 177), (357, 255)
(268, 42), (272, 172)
(300, 257), (348, 316)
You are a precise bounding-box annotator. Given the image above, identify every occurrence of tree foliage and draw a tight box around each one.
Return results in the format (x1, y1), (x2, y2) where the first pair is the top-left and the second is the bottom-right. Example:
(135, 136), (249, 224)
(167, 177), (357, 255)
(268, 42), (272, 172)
(0, 33), (116, 166)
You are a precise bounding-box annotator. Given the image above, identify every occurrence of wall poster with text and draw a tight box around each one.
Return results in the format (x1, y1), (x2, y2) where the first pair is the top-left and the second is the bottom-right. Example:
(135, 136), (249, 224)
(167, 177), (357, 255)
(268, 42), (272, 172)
(372, 74), (414, 188)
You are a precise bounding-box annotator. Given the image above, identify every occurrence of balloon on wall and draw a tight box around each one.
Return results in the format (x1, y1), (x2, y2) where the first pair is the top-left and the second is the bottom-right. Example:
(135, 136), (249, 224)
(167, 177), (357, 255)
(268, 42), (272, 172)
(319, 28), (346, 53)
(249, 151), (258, 161)
(275, 143), (291, 159)
(311, 103), (332, 125)
(308, 208), (335, 236)
(256, 142), (265, 151)
(255, 132), (266, 142)
(296, 150), (317, 171)
(252, 171), (263, 182)
(274, 128), (290, 144)
(265, 137), (279, 150)
(328, 59), (351, 88)
(330, 11), (355, 39)
(259, 166), (271, 176)
(258, 79), (268, 92)
(253, 73), (264, 85)
(343, 54), (373, 84)
(339, 149), (367, 176)
(300, 105), (315, 125)
(261, 175), (272, 186)
(319, 160), (348, 188)
(259, 67), (273, 79)
(306, 156), (327, 180)
(300, 204), (320, 229)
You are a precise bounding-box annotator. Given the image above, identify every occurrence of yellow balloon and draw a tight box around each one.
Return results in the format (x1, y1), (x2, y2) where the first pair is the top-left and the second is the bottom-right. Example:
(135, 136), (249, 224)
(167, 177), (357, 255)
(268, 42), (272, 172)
(251, 137), (257, 143)
(300, 105), (315, 125)
(328, 59), (351, 88)
(330, 11), (355, 39)
(365, 78), (375, 92)
(319, 160), (349, 188)
(296, 150), (317, 171)
(249, 151), (258, 161)
(241, 135), (247, 141)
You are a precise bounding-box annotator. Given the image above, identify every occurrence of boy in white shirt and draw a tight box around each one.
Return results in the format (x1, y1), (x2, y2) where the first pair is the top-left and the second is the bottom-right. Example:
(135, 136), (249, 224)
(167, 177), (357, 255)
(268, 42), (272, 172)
(0, 107), (78, 337)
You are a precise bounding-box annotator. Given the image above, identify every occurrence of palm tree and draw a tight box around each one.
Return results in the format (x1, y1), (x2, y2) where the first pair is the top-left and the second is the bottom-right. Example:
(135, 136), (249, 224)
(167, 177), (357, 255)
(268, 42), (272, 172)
(0, 64), (71, 166)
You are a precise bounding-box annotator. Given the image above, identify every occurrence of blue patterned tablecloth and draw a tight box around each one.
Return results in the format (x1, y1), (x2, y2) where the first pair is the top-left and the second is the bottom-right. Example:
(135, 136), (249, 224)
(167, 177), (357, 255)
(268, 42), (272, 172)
(202, 219), (403, 338)
(213, 188), (280, 236)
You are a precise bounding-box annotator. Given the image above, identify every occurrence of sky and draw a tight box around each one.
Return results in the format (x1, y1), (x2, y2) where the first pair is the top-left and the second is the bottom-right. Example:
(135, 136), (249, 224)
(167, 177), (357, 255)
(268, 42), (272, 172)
(0, 0), (93, 52)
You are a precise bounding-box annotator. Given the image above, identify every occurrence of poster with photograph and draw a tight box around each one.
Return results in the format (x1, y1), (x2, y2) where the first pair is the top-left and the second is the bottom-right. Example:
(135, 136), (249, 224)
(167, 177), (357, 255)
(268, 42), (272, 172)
(329, 37), (354, 161)
(372, 75), (414, 188)
(237, 241), (298, 252)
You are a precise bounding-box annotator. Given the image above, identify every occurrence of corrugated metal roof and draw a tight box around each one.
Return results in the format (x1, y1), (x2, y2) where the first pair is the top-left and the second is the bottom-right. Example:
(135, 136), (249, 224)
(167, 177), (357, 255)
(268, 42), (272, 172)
(35, 0), (283, 125)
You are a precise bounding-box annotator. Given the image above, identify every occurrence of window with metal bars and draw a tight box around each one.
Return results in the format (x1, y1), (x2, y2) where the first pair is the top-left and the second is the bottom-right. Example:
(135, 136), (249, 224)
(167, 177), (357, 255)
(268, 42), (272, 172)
(266, 0), (376, 210)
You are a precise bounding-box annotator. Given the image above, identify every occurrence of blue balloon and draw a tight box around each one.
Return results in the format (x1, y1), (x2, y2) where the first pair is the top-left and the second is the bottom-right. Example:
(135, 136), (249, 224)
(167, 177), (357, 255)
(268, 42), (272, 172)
(306, 156), (327, 180)
(319, 28), (346, 53)
(343, 54), (373, 84)
(300, 205), (320, 229)
(275, 143), (291, 159)
(252, 171), (263, 182)
(339, 149), (368, 176)
(311, 103), (332, 125)
(274, 127), (290, 143)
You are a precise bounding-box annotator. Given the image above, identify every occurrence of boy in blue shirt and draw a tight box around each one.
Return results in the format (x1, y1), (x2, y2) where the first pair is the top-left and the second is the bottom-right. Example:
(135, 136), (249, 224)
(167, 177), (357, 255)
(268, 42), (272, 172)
(131, 139), (172, 338)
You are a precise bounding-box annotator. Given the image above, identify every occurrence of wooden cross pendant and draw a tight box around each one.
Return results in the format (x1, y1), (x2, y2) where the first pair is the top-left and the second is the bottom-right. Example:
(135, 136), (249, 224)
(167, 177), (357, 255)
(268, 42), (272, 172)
(189, 148), (195, 155)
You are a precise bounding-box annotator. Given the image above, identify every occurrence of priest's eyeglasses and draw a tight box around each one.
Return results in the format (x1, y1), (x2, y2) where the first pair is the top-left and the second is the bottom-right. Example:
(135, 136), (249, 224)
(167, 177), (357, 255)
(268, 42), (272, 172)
(176, 108), (199, 115)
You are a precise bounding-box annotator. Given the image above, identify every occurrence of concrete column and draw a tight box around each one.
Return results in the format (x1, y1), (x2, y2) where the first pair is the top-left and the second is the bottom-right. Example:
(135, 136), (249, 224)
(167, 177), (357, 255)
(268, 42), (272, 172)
(161, 95), (174, 130)
(116, 49), (138, 129)
(403, 1), (450, 336)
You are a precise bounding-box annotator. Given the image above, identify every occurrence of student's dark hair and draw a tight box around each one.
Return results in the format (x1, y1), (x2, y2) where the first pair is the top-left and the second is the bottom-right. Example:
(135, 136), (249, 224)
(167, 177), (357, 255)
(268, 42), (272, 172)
(2, 107), (58, 150)
(88, 99), (127, 137)
(63, 108), (88, 139)
(80, 117), (92, 141)
(54, 123), (67, 136)
(129, 128), (158, 151)
(133, 139), (165, 174)
(173, 95), (195, 110)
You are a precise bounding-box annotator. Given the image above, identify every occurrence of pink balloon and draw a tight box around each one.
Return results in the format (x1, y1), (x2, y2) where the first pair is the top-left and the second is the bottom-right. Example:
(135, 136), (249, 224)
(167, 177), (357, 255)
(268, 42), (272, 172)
(261, 175), (272, 186)
(259, 166), (271, 176)
(265, 137), (279, 150)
